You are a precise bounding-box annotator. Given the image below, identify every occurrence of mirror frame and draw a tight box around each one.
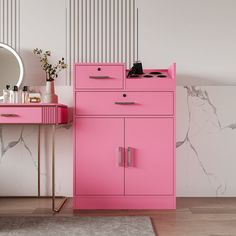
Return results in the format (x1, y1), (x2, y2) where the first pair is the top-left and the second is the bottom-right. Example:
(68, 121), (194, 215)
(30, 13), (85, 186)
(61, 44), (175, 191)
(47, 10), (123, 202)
(0, 42), (24, 100)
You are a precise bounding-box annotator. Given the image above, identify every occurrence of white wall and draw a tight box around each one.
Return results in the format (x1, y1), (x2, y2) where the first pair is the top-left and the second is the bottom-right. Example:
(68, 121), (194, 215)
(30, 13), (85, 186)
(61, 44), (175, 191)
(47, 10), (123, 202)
(1, 0), (236, 197)
(137, 0), (236, 85)
(19, 0), (236, 86)
(20, 0), (67, 86)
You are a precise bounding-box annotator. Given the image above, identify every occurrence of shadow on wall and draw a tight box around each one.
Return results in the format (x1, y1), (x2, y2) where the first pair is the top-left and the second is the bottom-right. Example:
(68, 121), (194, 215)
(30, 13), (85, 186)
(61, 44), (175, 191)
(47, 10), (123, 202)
(20, 49), (45, 86)
(176, 74), (235, 86)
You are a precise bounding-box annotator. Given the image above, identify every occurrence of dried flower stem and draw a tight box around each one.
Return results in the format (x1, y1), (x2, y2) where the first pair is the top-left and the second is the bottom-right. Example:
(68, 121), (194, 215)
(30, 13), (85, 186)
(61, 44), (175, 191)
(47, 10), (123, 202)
(33, 48), (67, 82)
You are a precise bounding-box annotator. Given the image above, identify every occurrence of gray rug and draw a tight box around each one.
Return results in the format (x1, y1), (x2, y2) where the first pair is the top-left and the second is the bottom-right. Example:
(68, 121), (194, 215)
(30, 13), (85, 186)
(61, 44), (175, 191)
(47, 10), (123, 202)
(0, 216), (155, 236)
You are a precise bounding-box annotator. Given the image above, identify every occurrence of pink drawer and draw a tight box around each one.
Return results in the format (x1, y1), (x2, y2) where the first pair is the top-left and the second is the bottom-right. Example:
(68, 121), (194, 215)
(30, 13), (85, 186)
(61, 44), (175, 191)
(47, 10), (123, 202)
(75, 64), (124, 89)
(0, 106), (68, 124)
(0, 107), (42, 124)
(75, 92), (174, 116)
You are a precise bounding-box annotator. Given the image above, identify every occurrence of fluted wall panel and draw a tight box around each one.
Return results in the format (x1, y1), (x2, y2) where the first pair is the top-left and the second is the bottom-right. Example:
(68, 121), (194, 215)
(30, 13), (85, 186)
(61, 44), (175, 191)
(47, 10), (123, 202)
(66, 0), (138, 85)
(0, 0), (20, 51)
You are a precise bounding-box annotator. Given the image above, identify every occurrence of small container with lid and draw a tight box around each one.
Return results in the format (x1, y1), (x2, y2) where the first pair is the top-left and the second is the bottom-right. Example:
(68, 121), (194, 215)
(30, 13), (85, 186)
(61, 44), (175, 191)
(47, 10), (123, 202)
(21, 86), (29, 103)
(10, 86), (19, 103)
(3, 85), (10, 103)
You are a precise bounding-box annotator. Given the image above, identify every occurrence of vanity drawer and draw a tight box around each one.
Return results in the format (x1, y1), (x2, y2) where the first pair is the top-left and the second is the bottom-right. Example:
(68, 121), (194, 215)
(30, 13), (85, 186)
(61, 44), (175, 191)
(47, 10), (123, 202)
(0, 107), (42, 124)
(75, 64), (124, 89)
(0, 106), (68, 124)
(75, 92), (174, 116)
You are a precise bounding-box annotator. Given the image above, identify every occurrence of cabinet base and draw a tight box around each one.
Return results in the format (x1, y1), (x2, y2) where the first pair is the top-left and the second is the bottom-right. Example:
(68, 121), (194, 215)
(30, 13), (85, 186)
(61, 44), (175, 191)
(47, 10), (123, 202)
(73, 196), (176, 210)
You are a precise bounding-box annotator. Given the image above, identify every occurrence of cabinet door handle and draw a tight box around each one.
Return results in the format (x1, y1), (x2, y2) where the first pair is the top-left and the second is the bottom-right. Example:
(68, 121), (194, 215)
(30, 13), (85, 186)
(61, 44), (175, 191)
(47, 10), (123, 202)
(89, 76), (110, 79)
(114, 102), (135, 105)
(0, 114), (19, 117)
(117, 147), (124, 167)
(127, 147), (132, 167)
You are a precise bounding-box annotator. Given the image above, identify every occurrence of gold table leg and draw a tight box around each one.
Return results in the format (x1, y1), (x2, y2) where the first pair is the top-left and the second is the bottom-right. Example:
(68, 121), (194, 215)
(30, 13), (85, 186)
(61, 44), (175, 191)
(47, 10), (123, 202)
(38, 125), (40, 197)
(51, 125), (67, 212)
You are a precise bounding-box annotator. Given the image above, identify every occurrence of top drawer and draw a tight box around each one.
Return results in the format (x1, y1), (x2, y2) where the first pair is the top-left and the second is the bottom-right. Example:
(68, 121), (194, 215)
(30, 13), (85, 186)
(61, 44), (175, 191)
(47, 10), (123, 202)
(75, 64), (124, 89)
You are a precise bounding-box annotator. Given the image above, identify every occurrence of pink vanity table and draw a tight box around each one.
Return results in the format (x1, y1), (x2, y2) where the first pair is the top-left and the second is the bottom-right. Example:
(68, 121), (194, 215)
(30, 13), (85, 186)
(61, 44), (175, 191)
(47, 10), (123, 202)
(73, 63), (176, 209)
(0, 103), (68, 212)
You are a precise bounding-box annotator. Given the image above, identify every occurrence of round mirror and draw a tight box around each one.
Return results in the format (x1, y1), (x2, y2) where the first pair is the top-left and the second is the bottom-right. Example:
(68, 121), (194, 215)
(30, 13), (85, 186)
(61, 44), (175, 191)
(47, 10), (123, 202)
(0, 42), (24, 100)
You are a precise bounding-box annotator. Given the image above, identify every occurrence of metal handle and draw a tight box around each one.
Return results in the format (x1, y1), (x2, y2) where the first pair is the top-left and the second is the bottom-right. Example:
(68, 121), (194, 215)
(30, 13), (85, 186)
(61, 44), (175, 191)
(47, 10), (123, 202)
(114, 102), (135, 105)
(127, 147), (132, 167)
(0, 114), (19, 117)
(117, 147), (123, 167)
(89, 76), (111, 79)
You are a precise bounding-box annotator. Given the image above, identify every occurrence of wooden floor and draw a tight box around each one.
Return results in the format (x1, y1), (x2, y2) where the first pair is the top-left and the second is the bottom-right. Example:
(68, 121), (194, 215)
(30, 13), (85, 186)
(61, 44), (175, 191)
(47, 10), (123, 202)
(1, 197), (236, 236)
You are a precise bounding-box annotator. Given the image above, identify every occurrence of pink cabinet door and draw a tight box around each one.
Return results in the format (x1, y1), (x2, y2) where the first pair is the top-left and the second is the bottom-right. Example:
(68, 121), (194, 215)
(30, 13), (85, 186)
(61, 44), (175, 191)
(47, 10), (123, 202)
(75, 117), (124, 195)
(125, 118), (174, 195)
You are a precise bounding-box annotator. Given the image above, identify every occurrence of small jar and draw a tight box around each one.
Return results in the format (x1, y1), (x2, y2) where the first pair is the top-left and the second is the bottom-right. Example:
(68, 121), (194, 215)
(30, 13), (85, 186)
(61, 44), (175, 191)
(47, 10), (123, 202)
(3, 85), (10, 103)
(21, 86), (29, 103)
(10, 86), (19, 103)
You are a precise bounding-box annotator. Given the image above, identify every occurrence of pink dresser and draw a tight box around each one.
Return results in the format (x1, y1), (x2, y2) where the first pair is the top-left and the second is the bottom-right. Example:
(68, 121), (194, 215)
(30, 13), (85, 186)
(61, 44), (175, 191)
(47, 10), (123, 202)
(73, 63), (176, 209)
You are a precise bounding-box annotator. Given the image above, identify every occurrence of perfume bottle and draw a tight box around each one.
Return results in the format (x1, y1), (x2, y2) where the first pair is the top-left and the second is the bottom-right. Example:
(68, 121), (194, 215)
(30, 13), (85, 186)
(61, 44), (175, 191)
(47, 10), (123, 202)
(21, 86), (29, 103)
(10, 86), (19, 103)
(3, 85), (10, 103)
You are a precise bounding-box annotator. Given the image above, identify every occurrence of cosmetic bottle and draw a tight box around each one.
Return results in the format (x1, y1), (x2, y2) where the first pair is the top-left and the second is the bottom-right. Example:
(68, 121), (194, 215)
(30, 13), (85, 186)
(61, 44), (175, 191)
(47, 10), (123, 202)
(21, 86), (29, 103)
(10, 86), (19, 103)
(3, 85), (10, 103)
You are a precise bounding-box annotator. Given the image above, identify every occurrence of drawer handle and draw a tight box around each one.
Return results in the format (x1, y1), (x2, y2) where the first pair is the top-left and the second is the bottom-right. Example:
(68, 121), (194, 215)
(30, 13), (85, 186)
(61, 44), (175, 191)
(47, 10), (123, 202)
(89, 76), (111, 79)
(114, 102), (135, 105)
(1, 114), (19, 117)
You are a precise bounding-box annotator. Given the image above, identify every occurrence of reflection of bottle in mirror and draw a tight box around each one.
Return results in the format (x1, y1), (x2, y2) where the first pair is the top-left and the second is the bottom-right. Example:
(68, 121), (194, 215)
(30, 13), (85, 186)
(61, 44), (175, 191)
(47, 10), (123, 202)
(10, 86), (19, 103)
(3, 85), (10, 103)
(21, 86), (29, 103)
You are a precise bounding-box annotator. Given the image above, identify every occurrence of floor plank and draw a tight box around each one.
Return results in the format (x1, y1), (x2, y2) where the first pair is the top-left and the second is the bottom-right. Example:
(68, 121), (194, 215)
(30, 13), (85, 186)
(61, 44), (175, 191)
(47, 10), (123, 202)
(1, 197), (236, 236)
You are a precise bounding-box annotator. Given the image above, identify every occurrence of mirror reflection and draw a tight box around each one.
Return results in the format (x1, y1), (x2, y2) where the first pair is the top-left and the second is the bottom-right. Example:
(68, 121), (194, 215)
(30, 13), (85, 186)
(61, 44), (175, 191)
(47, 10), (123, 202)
(0, 43), (24, 99)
